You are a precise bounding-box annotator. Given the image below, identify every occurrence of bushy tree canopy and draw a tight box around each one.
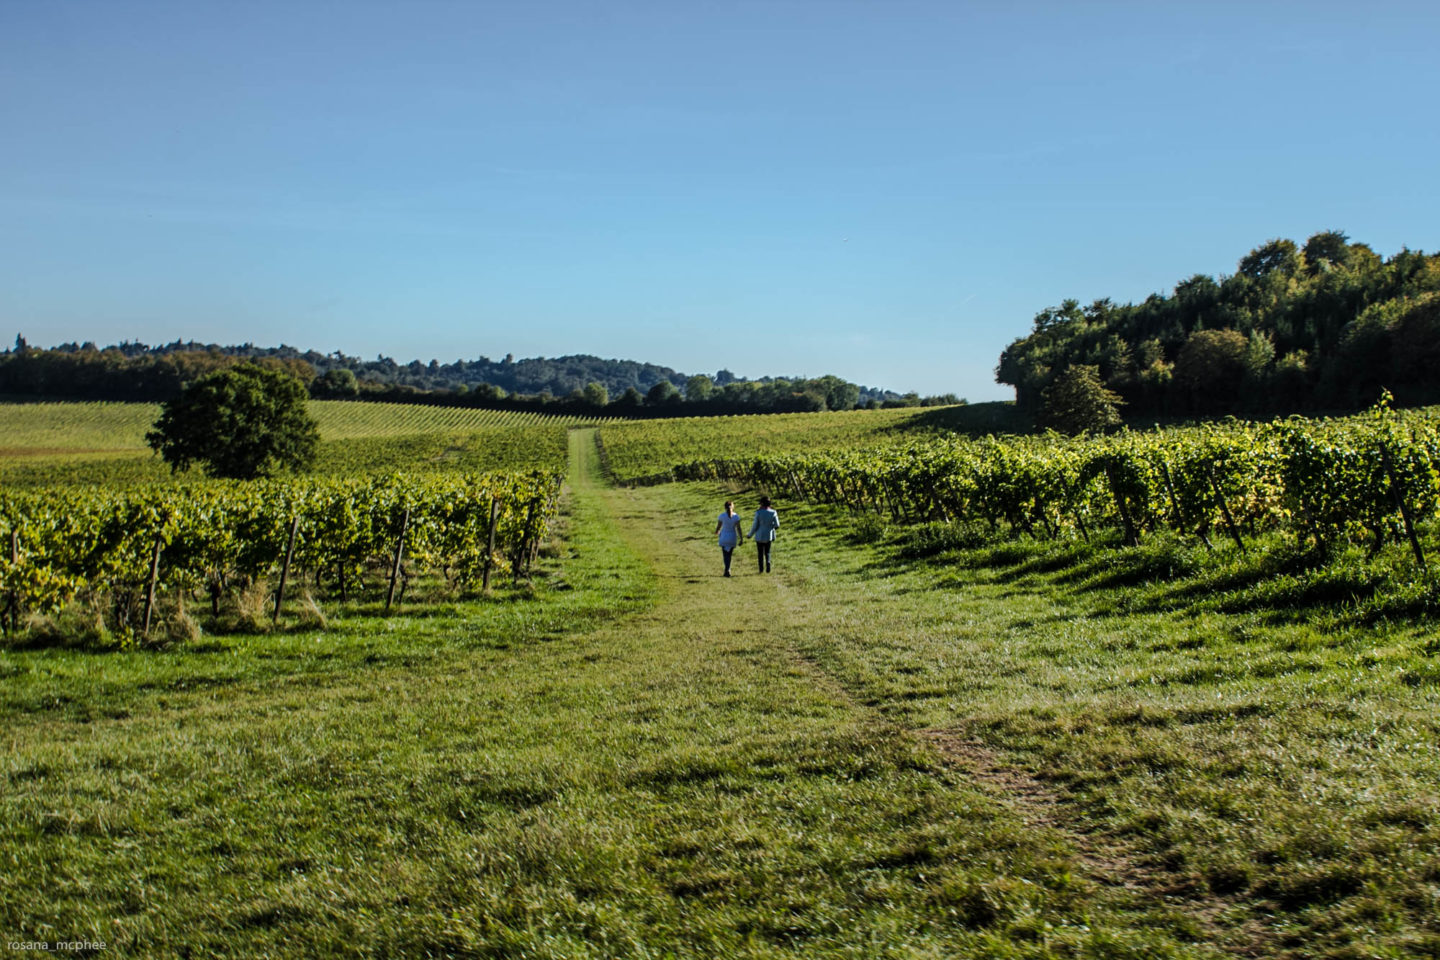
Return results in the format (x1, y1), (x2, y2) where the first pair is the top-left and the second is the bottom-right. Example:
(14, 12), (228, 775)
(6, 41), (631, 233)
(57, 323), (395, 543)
(1174, 328), (1252, 409)
(1041, 365), (1124, 434)
(996, 232), (1440, 418)
(312, 367), (358, 398)
(146, 364), (320, 479)
(684, 374), (714, 401)
(582, 381), (609, 406)
(646, 380), (681, 405)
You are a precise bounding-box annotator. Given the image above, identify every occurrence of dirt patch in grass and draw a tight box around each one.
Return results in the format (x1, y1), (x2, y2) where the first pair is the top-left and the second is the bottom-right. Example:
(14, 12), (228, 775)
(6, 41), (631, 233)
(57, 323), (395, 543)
(919, 727), (1275, 956)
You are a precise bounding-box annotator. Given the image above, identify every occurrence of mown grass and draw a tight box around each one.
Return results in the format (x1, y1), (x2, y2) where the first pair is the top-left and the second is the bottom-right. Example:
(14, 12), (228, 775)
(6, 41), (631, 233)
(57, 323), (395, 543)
(756, 496), (1440, 958)
(2, 435), (664, 956)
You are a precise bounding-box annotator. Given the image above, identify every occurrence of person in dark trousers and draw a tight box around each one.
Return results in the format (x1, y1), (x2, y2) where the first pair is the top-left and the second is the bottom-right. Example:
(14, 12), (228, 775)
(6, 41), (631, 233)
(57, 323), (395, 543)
(714, 501), (744, 577)
(748, 496), (779, 573)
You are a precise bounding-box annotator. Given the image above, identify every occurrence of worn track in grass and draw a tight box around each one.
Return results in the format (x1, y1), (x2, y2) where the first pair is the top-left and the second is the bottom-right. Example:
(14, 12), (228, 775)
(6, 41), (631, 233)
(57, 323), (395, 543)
(574, 428), (1246, 956)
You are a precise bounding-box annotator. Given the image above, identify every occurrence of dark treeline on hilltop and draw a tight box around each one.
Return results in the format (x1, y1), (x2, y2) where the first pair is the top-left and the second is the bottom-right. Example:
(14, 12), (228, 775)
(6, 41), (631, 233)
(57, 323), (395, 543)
(998, 232), (1440, 424)
(0, 340), (960, 415)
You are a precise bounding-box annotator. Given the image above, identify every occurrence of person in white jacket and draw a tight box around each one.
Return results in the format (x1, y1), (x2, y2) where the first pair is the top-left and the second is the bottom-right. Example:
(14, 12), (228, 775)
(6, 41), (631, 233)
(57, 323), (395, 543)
(748, 496), (779, 573)
(714, 500), (744, 577)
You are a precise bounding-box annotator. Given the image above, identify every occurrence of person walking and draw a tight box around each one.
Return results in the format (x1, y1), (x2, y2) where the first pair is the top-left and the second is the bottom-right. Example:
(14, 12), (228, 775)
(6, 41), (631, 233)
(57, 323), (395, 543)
(714, 501), (744, 577)
(749, 495), (779, 573)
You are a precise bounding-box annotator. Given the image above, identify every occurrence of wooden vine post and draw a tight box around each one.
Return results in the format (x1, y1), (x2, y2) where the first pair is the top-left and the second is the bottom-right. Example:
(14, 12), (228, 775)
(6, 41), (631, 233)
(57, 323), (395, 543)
(1103, 462), (1140, 547)
(926, 483), (950, 522)
(141, 535), (164, 637)
(481, 497), (500, 592)
(1160, 461), (1211, 551)
(880, 483), (900, 523)
(6, 529), (18, 633)
(386, 508), (410, 612)
(787, 470), (804, 500)
(1205, 463), (1246, 553)
(1380, 444), (1427, 569)
(273, 516), (300, 625)
(1158, 462), (1185, 531)
(513, 498), (538, 586)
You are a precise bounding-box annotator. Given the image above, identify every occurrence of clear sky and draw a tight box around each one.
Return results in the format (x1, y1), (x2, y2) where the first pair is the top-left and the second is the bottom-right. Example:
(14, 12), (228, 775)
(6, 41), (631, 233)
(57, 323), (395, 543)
(3, 1), (1438, 400)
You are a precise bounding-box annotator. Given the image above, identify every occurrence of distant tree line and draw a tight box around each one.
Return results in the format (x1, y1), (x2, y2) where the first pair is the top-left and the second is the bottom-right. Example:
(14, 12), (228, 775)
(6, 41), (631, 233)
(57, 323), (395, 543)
(997, 232), (1440, 426)
(0, 338), (960, 416)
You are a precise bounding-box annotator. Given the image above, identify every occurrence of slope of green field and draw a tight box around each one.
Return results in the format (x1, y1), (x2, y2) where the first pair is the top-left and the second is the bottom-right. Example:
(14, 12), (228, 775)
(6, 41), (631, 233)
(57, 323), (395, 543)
(0, 400), (158, 453)
(0, 399), (597, 485)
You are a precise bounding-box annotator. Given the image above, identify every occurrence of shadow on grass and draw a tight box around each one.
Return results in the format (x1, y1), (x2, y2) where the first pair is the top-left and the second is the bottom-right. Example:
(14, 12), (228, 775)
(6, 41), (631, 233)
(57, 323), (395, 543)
(878, 519), (1440, 627)
(886, 401), (1031, 438)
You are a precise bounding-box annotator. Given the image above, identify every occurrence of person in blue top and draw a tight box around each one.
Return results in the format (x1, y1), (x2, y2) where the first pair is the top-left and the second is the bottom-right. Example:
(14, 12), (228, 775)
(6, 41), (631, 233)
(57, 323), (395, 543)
(714, 501), (744, 577)
(748, 496), (780, 573)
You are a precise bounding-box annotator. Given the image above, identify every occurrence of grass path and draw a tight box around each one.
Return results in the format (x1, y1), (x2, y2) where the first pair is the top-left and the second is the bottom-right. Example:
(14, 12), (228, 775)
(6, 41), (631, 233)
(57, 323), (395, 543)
(581, 420), (1440, 959)
(562, 429), (1224, 957)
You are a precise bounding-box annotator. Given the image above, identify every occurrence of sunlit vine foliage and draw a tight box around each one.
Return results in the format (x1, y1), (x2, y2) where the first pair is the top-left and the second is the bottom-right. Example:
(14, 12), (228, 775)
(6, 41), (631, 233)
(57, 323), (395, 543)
(658, 400), (1440, 562)
(0, 470), (562, 636)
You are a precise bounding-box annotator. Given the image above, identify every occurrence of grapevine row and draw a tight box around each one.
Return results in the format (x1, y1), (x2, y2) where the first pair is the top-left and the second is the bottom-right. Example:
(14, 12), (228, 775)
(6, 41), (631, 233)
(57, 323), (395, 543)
(0, 470), (562, 635)
(664, 403), (1440, 562)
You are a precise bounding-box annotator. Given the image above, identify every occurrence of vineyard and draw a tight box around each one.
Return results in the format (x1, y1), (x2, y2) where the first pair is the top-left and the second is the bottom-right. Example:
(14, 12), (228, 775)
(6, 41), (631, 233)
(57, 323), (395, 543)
(621, 399), (1440, 582)
(0, 399), (595, 486)
(0, 398), (601, 449)
(595, 404), (998, 483)
(0, 469), (562, 640)
(0, 400), (594, 639)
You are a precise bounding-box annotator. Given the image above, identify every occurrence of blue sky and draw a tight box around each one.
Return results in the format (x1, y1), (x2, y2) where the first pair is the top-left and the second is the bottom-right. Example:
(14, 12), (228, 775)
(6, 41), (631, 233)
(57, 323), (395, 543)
(3, 1), (1438, 400)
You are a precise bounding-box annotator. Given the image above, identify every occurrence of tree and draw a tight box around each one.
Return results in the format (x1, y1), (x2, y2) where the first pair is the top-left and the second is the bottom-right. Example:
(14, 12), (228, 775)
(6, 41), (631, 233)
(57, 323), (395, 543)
(146, 363), (320, 479)
(582, 381), (609, 406)
(472, 383), (508, 401)
(646, 380), (681, 405)
(1174, 328), (1251, 411)
(1238, 238), (1300, 279)
(312, 367), (358, 398)
(1303, 230), (1351, 274)
(1389, 293), (1440, 404)
(684, 374), (714, 402)
(1271, 350), (1312, 407)
(1244, 330), (1276, 383)
(1040, 365), (1124, 434)
(810, 374), (860, 411)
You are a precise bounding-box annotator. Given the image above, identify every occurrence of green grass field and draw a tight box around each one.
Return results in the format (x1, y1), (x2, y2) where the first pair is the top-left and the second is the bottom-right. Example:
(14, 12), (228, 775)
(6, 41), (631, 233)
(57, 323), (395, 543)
(0, 399), (594, 485)
(4, 407), (1439, 957)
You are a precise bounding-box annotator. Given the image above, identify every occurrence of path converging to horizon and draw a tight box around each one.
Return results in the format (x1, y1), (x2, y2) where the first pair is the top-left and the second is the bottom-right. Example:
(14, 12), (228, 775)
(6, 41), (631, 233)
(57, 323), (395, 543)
(561, 428), (1230, 954)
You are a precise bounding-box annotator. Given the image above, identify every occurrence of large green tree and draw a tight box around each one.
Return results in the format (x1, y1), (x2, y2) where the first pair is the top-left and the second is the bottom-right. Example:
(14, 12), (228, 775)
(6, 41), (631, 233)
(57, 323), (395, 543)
(582, 381), (609, 406)
(1040, 365), (1124, 434)
(311, 367), (359, 398)
(646, 380), (681, 405)
(146, 363), (320, 479)
(684, 374), (714, 402)
(1174, 328), (1251, 411)
(994, 232), (1440, 418)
